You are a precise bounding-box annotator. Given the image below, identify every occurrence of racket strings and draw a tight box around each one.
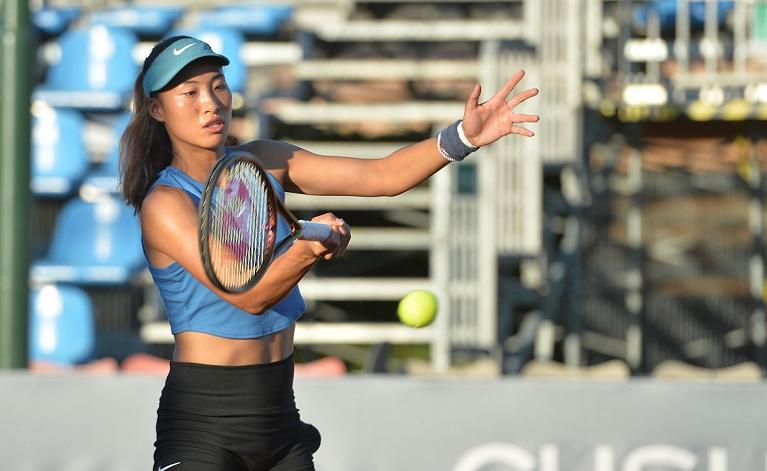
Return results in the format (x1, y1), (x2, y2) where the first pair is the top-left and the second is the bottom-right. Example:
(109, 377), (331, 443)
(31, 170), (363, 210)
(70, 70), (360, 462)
(208, 161), (274, 290)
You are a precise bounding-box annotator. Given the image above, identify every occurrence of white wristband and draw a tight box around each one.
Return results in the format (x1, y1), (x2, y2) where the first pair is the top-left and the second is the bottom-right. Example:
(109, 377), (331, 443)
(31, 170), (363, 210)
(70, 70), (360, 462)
(457, 121), (478, 149)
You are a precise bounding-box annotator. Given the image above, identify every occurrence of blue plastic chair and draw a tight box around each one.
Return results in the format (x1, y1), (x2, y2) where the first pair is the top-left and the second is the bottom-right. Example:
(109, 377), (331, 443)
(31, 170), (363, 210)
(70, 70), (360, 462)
(32, 6), (81, 36)
(88, 5), (184, 36)
(197, 4), (293, 36)
(634, 0), (735, 30)
(170, 27), (247, 95)
(82, 113), (131, 194)
(30, 195), (145, 285)
(34, 25), (139, 110)
(29, 284), (95, 366)
(31, 107), (90, 198)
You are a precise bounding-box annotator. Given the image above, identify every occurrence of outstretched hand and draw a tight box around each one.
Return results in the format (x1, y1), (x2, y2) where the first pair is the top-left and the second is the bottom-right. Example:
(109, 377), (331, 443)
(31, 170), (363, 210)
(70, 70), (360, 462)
(461, 70), (540, 148)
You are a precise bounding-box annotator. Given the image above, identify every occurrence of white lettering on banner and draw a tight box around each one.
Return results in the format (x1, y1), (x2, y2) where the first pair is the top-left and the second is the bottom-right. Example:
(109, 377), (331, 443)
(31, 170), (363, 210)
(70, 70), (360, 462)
(453, 444), (766, 471)
(595, 446), (614, 471)
(452, 442), (538, 471)
(623, 445), (697, 471)
(708, 448), (727, 471)
(539, 445), (558, 471)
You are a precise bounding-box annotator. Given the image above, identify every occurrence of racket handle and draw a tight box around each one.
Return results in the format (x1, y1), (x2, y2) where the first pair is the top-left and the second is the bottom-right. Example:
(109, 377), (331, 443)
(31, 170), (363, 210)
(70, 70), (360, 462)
(298, 221), (333, 242)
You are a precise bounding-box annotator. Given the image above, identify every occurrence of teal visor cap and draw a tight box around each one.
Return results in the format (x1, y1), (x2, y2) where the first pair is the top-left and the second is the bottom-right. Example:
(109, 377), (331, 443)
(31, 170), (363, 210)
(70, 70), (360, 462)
(142, 37), (230, 96)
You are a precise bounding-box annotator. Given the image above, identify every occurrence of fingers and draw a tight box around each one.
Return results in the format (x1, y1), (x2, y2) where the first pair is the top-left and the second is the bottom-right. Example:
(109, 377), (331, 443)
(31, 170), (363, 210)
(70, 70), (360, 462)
(496, 70), (526, 100)
(464, 83), (482, 114)
(329, 218), (351, 259)
(511, 126), (535, 137)
(311, 212), (350, 260)
(331, 217), (348, 233)
(311, 212), (341, 225)
(508, 87), (540, 108)
(323, 226), (350, 259)
(511, 113), (540, 124)
(505, 111), (539, 138)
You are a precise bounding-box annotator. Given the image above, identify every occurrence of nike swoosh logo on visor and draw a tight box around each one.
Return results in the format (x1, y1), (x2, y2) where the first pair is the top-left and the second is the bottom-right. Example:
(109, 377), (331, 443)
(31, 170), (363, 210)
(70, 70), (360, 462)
(158, 462), (181, 471)
(173, 44), (195, 55)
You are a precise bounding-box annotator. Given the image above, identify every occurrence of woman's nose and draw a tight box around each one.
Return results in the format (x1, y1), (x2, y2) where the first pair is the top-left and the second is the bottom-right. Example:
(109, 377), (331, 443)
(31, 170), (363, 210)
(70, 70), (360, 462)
(200, 90), (220, 113)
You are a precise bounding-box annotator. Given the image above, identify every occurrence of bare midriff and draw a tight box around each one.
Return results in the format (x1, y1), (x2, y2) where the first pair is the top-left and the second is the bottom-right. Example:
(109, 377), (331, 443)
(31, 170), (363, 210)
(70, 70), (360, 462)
(172, 324), (295, 365)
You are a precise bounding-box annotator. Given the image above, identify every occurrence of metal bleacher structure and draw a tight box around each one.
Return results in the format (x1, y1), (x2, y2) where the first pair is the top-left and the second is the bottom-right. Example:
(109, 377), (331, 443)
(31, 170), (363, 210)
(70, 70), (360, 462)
(30, 0), (767, 376)
(563, 0), (767, 375)
(252, 0), (554, 372)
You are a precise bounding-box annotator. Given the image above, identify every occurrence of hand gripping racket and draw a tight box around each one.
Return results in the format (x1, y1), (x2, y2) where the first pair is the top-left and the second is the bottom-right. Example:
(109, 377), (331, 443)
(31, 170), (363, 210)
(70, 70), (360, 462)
(199, 150), (332, 293)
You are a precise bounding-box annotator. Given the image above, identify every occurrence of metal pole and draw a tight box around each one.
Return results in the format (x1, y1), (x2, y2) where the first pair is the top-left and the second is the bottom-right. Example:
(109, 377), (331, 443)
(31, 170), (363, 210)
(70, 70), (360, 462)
(704, 0), (718, 78)
(431, 164), (451, 372)
(563, 214), (582, 368)
(0, 0), (32, 369)
(733, 0), (747, 74)
(670, 0), (688, 105)
(617, 0), (633, 79)
(675, 0), (690, 79)
(625, 148), (644, 373)
(747, 137), (767, 371)
(475, 40), (500, 355)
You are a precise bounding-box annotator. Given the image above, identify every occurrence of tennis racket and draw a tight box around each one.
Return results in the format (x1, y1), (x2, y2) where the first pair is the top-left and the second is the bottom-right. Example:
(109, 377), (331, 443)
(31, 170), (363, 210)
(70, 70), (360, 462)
(199, 150), (333, 293)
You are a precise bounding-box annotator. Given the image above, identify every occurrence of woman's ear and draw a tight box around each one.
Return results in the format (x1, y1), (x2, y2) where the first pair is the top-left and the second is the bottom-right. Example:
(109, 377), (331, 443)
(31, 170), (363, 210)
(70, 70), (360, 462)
(148, 98), (165, 122)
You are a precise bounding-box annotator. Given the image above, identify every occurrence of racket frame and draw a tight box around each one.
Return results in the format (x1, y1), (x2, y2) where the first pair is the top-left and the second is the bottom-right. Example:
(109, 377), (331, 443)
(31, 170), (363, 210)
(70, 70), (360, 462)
(199, 151), (279, 293)
(198, 150), (331, 294)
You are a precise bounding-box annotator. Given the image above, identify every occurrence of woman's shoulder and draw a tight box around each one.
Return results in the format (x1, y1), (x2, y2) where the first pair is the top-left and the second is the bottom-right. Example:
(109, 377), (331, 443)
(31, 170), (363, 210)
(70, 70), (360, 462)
(141, 184), (196, 225)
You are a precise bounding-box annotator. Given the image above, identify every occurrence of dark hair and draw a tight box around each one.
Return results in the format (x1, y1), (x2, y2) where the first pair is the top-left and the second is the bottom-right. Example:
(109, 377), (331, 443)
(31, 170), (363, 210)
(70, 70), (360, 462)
(119, 36), (191, 212)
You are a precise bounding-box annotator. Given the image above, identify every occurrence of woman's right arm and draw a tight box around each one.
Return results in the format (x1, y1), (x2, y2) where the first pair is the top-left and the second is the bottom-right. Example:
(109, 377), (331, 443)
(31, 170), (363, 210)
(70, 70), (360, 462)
(140, 186), (349, 314)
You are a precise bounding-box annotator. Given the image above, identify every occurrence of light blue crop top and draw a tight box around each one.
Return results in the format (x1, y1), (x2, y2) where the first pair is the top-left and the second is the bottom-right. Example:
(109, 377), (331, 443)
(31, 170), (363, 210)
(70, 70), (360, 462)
(145, 165), (306, 339)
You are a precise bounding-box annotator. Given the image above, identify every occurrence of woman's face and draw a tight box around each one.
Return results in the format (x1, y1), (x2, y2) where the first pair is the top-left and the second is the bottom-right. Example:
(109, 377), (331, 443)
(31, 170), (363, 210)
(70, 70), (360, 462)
(149, 59), (233, 154)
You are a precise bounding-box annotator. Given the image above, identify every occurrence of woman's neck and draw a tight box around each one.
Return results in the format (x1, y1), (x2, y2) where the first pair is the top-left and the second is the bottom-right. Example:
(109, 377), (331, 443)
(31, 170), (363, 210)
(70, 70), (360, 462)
(169, 146), (224, 182)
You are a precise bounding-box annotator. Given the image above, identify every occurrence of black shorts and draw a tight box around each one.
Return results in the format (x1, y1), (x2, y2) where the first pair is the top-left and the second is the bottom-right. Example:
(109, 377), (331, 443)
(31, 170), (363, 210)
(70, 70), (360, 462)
(153, 354), (321, 471)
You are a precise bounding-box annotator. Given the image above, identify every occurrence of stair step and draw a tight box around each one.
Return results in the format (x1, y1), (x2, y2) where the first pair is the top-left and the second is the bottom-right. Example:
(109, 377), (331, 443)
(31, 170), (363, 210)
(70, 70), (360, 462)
(299, 277), (432, 300)
(285, 188), (431, 210)
(347, 227), (430, 250)
(296, 322), (434, 344)
(297, 19), (526, 41)
(295, 59), (479, 80)
(264, 100), (464, 124)
(140, 321), (434, 345)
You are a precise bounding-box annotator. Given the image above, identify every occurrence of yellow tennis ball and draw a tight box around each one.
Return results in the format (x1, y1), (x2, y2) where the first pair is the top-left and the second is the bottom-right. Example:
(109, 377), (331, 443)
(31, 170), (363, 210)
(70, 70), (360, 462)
(397, 290), (437, 328)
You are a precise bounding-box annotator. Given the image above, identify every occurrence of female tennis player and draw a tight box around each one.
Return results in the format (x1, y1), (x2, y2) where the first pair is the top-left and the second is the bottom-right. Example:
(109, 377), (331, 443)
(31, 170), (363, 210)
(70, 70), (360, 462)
(120, 36), (539, 471)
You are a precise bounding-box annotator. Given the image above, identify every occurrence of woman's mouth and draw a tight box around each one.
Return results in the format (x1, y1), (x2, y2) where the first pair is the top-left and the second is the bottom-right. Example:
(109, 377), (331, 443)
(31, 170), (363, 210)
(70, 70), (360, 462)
(204, 119), (225, 133)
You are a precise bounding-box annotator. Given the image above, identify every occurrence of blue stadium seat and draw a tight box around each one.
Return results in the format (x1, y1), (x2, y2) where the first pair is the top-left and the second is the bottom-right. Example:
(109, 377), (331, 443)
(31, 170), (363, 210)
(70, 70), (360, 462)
(29, 284), (95, 366)
(32, 6), (81, 36)
(169, 28), (247, 94)
(82, 113), (131, 195)
(31, 107), (89, 198)
(634, 0), (735, 31)
(88, 5), (184, 36)
(30, 195), (145, 286)
(34, 25), (139, 110)
(196, 4), (293, 36)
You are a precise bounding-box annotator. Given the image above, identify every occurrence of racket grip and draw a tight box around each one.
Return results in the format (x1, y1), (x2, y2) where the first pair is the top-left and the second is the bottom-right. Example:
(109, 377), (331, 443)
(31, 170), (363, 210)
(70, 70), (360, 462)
(299, 221), (333, 242)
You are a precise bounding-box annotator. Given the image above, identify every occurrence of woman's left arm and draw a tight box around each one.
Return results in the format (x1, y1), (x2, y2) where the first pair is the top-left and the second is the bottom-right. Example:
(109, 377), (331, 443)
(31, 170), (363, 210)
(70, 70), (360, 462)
(281, 70), (539, 197)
